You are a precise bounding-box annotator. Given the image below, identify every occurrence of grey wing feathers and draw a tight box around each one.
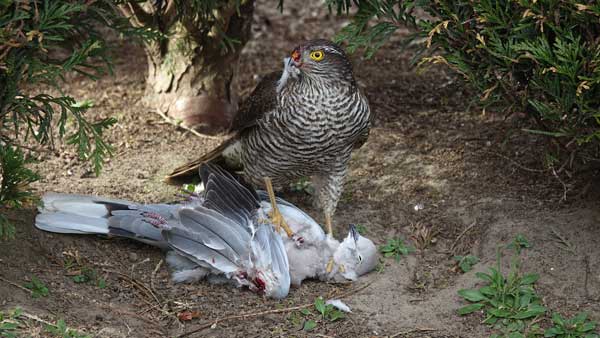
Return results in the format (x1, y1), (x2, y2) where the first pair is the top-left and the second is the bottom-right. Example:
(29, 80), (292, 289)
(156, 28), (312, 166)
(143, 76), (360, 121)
(106, 209), (167, 249)
(253, 224), (290, 299)
(179, 207), (251, 254)
(265, 225), (289, 277)
(35, 212), (109, 234)
(39, 193), (128, 217)
(199, 164), (260, 230)
(99, 201), (178, 249)
(163, 225), (240, 274)
(165, 207), (255, 274)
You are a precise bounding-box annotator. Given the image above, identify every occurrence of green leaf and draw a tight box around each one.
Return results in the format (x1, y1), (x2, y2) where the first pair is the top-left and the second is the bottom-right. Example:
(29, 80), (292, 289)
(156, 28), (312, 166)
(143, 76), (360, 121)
(574, 312), (588, 323)
(479, 286), (496, 296)
(24, 275), (49, 298)
(328, 310), (345, 322)
(544, 327), (563, 337)
(581, 322), (596, 332)
(11, 308), (22, 318)
(314, 297), (326, 316)
(354, 224), (368, 235)
(551, 312), (565, 326)
(458, 303), (484, 315)
(72, 275), (88, 283)
(520, 273), (540, 285)
(457, 255), (479, 272)
(303, 320), (317, 331)
(458, 289), (486, 302)
(475, 272), (494, 283)
(511, 305), (546, 319)
(488, 307), (511, 318)
(300, 308), (311, 316)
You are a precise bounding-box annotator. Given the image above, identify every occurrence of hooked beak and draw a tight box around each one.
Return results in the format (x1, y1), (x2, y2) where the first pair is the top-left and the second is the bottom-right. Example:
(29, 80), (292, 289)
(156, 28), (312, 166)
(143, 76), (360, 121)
(282, 57), (301, 80)
(291, 49), (301, 65)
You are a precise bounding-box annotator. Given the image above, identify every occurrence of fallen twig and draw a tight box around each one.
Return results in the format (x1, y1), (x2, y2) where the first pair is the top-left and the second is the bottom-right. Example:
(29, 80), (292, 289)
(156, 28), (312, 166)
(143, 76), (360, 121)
(583, 255), (590, 299)
(151, 259), (163, 292)
(551, 168), (568, 202)
(18, 312), (56, 327)
(100, 304), (166, 329)
(484, 151), (547, 173)
(451, 221), (477, 254)
(0, 276), (32, 294)
(315, 334), (335, 338)
(17, 311), (93, 335)
(102, 268), (162, 309)
(153, 109), (225, 140)
(177, 280), (375, 338)
(389, 327), (438, 338)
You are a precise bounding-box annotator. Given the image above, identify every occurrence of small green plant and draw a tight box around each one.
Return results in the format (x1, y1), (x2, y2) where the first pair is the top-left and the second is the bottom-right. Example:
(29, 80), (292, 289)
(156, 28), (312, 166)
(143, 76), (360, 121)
(45, 319), (90, 338)
(181, 184), (197, 195)
(291, 297), (346, 332)
(354, 223), (368, 235)
(458, 244), (545, 337)
(24, 275), (49, 298)
(303, 318), (317, 331)
(375, 258), (386, 273)
(71, 267), (106, 289)
(0, 308), (23, 338)
(289, 177), (314, 195)
(0, 146), (40, 240)
(380, 238), (414, 262)
(0, 214), (16, 241)
(544, 312), (599, 338)
(1, 308), (91, 338)
(453, 255), (479, 273)
(508, 234), (532, 254)
(63, 255), (106, 289)
(314, 297), (345, 322)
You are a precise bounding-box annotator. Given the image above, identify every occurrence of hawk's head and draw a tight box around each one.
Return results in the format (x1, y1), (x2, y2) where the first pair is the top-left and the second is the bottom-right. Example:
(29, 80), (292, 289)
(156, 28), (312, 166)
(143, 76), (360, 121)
(279, 39), (354, 89)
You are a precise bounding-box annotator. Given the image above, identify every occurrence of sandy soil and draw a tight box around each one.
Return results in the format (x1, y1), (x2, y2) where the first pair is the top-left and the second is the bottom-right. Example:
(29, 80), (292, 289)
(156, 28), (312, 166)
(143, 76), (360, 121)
(1, 1), (599, 337)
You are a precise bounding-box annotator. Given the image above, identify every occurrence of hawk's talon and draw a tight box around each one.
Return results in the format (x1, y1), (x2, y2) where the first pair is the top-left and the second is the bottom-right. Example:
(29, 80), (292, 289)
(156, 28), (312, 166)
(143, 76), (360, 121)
(268, 209), (286, 234)
(326, 257), (335, 273)
(264, 177), (296, 239)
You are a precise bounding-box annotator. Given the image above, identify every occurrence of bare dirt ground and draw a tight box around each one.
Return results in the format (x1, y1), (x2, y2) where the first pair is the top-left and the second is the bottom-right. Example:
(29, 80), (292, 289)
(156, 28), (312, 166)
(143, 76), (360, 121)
(1, 1), (600, 337)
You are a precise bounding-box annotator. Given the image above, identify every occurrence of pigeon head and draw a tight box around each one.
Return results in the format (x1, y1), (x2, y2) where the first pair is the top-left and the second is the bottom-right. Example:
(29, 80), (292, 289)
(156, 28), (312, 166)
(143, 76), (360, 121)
(331, 224), (378, 281)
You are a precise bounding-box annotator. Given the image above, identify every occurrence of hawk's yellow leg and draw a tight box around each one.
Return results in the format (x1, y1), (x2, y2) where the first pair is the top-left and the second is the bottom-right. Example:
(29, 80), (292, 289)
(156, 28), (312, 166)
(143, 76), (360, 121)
(264, 177), (295, 238)
(325, 213), (333, 236)
(325, 213), (335, 273)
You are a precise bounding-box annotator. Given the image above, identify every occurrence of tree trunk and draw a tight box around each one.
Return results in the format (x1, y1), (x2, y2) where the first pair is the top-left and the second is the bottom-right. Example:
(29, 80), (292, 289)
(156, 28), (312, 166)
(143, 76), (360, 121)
(122, 0), (254, 135)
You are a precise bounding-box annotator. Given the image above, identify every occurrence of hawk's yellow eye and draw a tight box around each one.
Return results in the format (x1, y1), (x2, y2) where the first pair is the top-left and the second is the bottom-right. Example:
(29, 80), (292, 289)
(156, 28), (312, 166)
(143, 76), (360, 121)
(309, 50), (324, 61)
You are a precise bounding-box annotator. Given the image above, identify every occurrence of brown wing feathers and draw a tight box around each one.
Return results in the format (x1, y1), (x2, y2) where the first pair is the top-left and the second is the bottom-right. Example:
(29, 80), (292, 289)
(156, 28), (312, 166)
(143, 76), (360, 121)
(164, 71), (281, 183)
(164, 136), (238, 183)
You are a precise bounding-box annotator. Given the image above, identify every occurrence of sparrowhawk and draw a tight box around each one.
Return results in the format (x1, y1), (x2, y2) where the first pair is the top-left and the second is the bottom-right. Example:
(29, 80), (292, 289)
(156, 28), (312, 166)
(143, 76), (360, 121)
(166, 39), (371, 238)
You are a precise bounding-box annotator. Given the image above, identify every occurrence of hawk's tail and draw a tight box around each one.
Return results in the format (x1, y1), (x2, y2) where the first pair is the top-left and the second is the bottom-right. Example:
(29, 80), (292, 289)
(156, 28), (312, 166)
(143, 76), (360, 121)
(164, 136), (242, 184)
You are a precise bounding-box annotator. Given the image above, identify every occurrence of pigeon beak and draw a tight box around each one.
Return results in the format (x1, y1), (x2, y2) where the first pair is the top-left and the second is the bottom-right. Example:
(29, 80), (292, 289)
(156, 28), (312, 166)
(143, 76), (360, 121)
(349, 224), (359, 242)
